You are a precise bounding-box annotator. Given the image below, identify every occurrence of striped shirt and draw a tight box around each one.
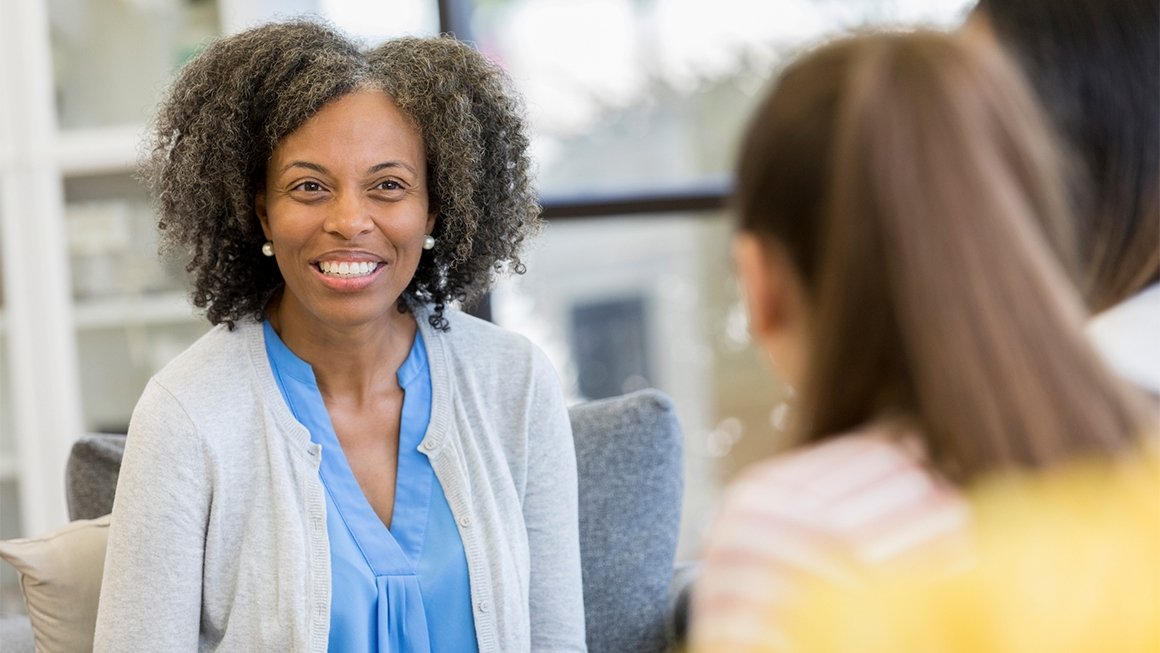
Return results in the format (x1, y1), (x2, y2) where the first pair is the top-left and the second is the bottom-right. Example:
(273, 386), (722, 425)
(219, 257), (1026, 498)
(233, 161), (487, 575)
(689, 427), (970, 653)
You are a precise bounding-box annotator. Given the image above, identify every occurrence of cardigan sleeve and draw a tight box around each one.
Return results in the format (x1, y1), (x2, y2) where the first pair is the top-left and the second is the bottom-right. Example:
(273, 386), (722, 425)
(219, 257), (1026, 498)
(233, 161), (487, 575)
(93, 378), (210, 652)
(523, 348), (588, 652)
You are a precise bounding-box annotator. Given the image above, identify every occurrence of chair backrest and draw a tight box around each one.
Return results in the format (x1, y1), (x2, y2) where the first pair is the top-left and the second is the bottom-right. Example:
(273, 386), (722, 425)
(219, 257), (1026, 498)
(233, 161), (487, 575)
(569, 389), (684, 653)
(65, 433), (126, 521)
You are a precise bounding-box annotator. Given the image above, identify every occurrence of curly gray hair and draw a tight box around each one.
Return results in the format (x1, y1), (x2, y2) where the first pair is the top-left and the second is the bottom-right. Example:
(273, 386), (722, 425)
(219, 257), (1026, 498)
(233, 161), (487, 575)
(142, 19), (540, 330)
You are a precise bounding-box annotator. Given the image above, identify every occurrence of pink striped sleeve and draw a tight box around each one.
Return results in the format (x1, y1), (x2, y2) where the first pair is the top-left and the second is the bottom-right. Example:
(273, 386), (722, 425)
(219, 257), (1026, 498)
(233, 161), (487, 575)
(689, 432), (969, 653)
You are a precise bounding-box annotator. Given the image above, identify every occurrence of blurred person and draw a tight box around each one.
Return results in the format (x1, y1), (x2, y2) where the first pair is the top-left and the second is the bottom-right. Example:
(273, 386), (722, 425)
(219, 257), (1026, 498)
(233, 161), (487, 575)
(688, 29), (1155, 653)
(965, 0), (1160, 395)
(94, 19), (586, 653)
(781, 455), (1160, 653)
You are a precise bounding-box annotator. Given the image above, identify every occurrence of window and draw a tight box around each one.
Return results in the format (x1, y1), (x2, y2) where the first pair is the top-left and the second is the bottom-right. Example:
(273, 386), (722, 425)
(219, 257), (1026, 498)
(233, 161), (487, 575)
(460, 0), (977, 556)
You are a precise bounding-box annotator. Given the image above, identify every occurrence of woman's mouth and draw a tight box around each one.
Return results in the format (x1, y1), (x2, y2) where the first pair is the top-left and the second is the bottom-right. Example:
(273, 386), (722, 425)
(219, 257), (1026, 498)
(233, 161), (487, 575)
(316, 260), (381, 278)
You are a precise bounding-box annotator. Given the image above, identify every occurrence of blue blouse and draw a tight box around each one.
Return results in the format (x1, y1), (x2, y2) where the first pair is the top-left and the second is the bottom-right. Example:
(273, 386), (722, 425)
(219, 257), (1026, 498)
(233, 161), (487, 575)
(264, 321), (479, 653)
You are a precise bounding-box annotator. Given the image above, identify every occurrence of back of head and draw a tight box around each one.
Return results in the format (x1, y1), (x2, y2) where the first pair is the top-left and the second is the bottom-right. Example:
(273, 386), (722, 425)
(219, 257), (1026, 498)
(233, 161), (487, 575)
(974, 0), (1160, 310)
(734, 30), (1150, 481)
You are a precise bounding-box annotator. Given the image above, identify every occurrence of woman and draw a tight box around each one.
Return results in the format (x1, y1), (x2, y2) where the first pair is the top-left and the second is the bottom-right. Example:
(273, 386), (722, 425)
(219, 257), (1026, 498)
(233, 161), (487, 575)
(688, 30), (1153, 652)
(965, 0), (1160, 395)
(94, 20), (586, 653)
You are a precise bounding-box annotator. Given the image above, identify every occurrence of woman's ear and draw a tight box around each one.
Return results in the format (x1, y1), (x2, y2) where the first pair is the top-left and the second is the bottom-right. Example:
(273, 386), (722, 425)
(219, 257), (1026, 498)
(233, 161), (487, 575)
(733, 233), (791, 340)
(255, 189), (272, 239)
(734, 233), (811, 386)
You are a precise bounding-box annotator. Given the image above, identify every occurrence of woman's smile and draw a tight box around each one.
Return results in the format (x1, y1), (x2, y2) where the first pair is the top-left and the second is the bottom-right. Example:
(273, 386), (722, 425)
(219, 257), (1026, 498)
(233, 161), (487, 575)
(317, 261), (379, 278)
(311, 249), (388, 290)
(312, 257), (386, 291)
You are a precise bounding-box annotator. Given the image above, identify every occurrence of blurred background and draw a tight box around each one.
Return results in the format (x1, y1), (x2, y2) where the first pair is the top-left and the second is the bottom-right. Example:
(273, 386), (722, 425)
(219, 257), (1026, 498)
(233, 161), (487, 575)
(0, 0), (974, 613)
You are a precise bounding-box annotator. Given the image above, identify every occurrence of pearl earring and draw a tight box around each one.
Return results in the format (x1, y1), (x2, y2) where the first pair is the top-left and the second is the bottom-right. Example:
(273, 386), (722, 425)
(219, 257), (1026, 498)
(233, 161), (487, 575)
(423, 235), (436, 250)
(261, 241), (274, 257)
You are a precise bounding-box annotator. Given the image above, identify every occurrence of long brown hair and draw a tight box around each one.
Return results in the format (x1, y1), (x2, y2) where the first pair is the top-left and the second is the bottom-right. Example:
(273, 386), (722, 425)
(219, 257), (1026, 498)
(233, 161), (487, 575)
(734, 31), (1149, 481)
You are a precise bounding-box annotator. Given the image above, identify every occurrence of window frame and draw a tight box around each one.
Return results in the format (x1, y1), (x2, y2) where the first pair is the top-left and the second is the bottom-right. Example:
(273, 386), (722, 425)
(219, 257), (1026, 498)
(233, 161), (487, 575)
(436, 0), (730, 222)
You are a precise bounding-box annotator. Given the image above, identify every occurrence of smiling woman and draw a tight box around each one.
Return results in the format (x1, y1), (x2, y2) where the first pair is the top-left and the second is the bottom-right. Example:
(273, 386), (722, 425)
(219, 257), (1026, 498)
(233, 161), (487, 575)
(256, 90), (435, 336)
(93, 19), (585, 653)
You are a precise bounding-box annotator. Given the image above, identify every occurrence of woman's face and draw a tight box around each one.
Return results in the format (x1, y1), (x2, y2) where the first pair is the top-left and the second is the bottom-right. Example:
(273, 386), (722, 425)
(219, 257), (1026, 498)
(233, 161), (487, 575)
(256, 89), (435, 332)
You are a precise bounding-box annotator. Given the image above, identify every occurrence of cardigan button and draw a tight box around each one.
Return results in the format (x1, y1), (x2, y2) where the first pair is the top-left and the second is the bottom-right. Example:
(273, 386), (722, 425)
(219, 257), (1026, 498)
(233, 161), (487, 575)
(477, 600), (489, 613)
(458, 515), (471, 527)
(422, 439), (438, 451)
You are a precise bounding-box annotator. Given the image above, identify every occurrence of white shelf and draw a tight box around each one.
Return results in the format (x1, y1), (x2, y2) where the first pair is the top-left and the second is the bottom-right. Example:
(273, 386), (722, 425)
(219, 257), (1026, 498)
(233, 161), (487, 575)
(73, 292), (199, 330)
(55, 124), (144, 176)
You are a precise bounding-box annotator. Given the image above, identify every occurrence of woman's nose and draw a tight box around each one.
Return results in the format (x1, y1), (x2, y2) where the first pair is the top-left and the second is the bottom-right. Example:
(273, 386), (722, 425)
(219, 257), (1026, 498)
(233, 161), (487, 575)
(324, 192), (374, 240)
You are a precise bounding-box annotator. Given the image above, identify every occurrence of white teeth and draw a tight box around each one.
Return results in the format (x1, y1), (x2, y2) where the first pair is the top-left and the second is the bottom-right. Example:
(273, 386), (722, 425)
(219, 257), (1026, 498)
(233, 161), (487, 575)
(319, 261), (377, 277)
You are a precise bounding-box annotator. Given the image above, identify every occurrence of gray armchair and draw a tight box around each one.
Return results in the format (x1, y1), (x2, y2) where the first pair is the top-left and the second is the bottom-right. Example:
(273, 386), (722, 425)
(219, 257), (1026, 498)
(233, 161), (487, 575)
(1, 389), (688, 653)
(65, 433), (127, 522)
(571, 389), (685, 653)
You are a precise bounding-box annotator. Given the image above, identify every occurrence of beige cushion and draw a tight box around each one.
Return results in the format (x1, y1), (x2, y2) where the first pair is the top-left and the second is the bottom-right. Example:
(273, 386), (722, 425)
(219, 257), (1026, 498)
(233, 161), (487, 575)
(0, 515), (109, 653)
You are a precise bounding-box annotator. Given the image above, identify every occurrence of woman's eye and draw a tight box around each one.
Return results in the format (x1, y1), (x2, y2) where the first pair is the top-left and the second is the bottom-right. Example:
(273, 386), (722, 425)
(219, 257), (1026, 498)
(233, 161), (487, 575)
(375, 180), (402, 191)
(291, 181), (324, 193)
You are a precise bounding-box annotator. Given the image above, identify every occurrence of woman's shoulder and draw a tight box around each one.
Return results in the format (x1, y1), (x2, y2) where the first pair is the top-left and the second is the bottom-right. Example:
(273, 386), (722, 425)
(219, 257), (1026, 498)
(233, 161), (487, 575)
(147, 320), (263, 405)
(701, 427), (969, 605)
(434, 307), (534, 346)
(731, 428), (923, 497)
(719, 425), (964, 543)
(422, 307), (552, 374)
(129, 320), (293, 461)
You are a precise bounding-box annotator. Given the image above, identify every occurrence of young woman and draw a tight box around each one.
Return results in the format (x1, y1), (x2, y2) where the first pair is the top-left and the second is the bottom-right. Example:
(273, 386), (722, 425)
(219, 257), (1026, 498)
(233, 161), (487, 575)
(689, 29), (1153, 653)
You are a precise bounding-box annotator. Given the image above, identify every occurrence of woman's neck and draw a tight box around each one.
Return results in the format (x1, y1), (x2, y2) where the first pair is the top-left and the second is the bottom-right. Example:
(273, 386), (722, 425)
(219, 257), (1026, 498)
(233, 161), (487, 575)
(266, 298), (417, 402)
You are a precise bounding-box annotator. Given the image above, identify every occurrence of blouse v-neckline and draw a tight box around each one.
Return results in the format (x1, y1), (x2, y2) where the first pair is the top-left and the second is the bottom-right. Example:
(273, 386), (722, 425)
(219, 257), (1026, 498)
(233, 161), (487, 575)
(263, 320), (434, 573)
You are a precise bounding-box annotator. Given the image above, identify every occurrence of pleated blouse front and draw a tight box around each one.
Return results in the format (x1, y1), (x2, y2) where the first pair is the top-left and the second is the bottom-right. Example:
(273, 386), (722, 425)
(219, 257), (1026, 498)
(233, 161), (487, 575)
(264, 321), (479, 653)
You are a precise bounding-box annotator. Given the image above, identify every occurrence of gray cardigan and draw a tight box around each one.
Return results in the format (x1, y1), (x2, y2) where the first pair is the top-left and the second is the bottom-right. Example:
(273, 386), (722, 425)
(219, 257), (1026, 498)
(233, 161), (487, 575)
(93, 308), (586, 652)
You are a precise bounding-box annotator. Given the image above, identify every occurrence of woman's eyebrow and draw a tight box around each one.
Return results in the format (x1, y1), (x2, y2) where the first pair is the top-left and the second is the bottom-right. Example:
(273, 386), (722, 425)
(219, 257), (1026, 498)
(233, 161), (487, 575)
(279, 160), (329, 176)
(367, 161), (417, 176)
(277, 160), (418, 177)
